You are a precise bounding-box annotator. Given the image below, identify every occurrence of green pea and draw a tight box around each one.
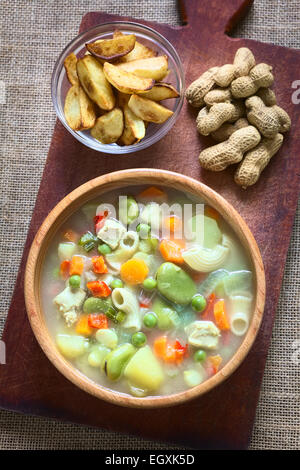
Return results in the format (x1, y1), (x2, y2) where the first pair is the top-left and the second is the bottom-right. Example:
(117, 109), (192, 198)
(143, 312), (158, 328)
(131, 332), (147, 348)
(194, 350), (207, 362)
(137, 223), (151, 239)
(110, 278), (124, 289)
(143, 277), (157, 290)
(98, 243), (112, 255)
(191, 294), (207, 312)
(69, 275), (81, 289)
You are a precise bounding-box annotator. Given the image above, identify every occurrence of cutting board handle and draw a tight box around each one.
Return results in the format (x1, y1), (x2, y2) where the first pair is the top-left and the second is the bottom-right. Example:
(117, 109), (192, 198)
(178, 0), (253, 34)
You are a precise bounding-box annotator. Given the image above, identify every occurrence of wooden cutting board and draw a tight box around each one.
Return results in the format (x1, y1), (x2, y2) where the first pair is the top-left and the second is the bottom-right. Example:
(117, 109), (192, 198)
(1, 0), (300, 449)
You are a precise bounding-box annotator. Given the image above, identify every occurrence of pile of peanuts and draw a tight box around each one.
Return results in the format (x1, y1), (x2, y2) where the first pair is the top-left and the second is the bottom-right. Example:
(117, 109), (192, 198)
(186, 47), (291, 188)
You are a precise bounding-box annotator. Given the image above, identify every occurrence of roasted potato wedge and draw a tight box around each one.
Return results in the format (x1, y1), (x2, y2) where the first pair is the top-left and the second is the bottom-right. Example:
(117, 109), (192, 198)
(124, 104), (146, 140)
(91, 108), (124, 144)
(140, 82), (179, 101)
(64, 53), (79, 86)
(117, 56), (169, 81)
(117, 91), (130, 108)
(113, 30), (157, 63)
(86, 34), (136, 61)
(128, 94), (173, 123)
(64, 85), (96, 131)
(76, 56), (115, 110)
(103, 62), (155, 94)
(78, 86), (96, 129)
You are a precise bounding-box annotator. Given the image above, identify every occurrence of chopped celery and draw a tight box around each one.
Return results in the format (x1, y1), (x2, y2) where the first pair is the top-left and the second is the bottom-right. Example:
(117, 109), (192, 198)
(78, 231), (98, 252)
(198, 269), (229, 298)
(223, 270), (252, 296)
(106, 307), (126, 324)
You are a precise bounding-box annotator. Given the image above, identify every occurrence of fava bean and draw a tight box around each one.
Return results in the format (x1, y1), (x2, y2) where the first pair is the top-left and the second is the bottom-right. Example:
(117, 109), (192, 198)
(156, 262), (197, 305)
(103, 343), (136, 380)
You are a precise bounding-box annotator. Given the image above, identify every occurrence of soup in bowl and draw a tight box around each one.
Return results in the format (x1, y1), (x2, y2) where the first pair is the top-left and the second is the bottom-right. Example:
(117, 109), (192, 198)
(25, 170), (265, 407)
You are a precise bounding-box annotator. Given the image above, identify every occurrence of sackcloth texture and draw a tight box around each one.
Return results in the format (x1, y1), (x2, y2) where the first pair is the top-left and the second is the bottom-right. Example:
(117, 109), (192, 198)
(0, 0), (299, 450)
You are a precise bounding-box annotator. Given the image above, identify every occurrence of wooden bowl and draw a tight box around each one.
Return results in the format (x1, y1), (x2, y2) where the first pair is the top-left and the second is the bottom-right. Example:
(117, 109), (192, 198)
(25, 169), (265, 408)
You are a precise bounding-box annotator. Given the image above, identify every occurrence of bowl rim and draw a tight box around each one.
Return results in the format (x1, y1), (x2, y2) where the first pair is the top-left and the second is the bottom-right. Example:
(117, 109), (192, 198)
(51, 21), (185, 155)
(24, 169), (265, 408)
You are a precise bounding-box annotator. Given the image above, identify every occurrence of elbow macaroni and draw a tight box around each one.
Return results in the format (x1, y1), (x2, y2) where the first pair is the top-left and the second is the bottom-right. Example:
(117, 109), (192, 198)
(111, 287), (141, 331)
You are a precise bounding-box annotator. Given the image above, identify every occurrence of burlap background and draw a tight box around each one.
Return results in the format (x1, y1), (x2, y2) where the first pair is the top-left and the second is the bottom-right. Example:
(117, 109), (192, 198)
(0, 0), (299, 450)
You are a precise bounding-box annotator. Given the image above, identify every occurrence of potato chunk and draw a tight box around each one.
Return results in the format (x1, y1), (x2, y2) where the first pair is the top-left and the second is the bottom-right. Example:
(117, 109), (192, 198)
(140, 83), (180, 101)
(91, 108), (124, 144)
(124, 345), (164, 392)
(128, 94), (173, 123)
(64, 53), (79, 85)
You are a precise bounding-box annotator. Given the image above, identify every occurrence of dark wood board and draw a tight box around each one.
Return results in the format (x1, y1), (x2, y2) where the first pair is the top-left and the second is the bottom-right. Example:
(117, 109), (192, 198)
(1, 0), (300, 449)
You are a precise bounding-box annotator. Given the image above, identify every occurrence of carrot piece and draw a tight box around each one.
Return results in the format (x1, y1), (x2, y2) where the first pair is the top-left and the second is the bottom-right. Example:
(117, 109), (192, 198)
(91, 256), (108, 274)
(138, 186), (166, 200)
(164, 344), (177, 363)
(163, 215), (182, 235)
(69, 256), (84, 276)
(63, 229), (79, 243)
(204, 206), (219, 221)
(174, 340), (188, 363)
(60, 260), (70, 280)
(88, 313), (108, 329)
(214, 300), (230, 330)
(120, 259), (149, 285)
(76, 315), (93, 336)
(159, 239), (185, 264)
(154, 336), (167, 359)
(202, 293), (216, 319)
(87, 281), (111, 298)
(208, 354), (223, 374)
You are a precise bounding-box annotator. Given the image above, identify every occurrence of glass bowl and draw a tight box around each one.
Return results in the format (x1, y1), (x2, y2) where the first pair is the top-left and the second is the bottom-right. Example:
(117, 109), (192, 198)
(51, 22), (185, 154)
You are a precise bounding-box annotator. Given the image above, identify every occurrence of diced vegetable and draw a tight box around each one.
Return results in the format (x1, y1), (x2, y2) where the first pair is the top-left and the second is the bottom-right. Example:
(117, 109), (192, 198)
(119, 196), (139, 225)
(153, 336), (187, 364)
(58, 243), (76, 261)
(136, 223), (150, 239)
(98, 243), (112, 255)
(159, 239), (185, 264)
(56, 334), (88, 359)
(198, 269), (229, 298)
(163, 215), (182, 235)
(213, 300), (230, 330)
(60, 260), (70, 279)
(87, 280), (112, 298)
(78, 231), (98, 252)
(105, 307), (126, 324)
(83, 296), (112, 314)
(88, 345), (110, 368)
(120, 258), (149, 285)
(95, 328), (118, 349)
(152, 297), (180, 330)
(208, 354), (223, 374)
(103, 343), (136, 380)
(223, 270), (252, 296)
(69, 256), (84, 276)
(76, 315), (93, 336)
(183, 369), (203, 388)
(137, 186), (166, 201)
(88, 313), (108, 329)
(204, 206), (219, 221)
(124, 345), (164, 391)
(91, 255), (108, 274)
